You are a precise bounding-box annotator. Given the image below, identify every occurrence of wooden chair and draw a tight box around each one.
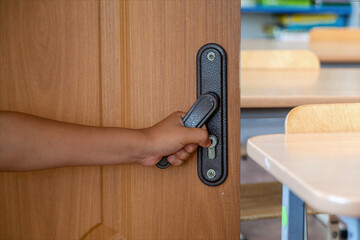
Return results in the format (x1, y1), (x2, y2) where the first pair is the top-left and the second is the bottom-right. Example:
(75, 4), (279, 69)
(240, 49), (320, 159)
(241, 50), (320, 70)
(285, 103), (360, 134)
(309, 28), (360, 63)
(241, 103), (360, 222)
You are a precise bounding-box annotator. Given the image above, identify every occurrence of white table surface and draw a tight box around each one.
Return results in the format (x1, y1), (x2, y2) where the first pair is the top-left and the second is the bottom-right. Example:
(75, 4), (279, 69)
(247, 132), (360, 217)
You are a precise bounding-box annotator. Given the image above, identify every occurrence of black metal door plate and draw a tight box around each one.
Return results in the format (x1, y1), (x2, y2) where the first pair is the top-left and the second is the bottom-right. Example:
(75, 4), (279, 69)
(156, 93), (219, 169)
(197, 43), (227, 186)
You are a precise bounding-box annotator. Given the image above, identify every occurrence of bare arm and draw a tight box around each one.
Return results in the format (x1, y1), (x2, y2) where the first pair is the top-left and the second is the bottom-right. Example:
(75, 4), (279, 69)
(0, 111), (210, 171)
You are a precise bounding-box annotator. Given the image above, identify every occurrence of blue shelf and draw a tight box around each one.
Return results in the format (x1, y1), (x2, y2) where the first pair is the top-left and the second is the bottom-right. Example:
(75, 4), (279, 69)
(241, 6), (352, 15)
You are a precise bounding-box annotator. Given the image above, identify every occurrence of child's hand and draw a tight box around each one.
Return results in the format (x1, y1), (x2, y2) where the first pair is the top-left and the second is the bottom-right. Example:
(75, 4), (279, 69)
(141, 112), (211, 167)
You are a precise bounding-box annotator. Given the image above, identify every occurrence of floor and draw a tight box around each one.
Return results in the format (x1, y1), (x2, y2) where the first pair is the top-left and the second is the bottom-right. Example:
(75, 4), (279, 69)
(241, 216), (328, 240)
(240, 157), (328, 240)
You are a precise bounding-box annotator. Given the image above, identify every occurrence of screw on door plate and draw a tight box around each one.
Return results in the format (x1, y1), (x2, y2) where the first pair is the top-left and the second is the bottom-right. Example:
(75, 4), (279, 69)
(207, 51), (216, 61)
(208, 135), (218, 160)
(207, 169), (216, 179)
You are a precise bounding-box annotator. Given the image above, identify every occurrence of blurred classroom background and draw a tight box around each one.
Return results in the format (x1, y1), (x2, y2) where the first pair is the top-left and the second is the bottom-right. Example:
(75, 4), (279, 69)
(240, 1), (360, 240)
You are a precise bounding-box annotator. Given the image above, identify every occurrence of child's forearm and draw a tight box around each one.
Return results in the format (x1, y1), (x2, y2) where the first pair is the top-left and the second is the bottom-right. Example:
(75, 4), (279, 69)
(1, 111), (210, 171)
(0, 112), (149, 171)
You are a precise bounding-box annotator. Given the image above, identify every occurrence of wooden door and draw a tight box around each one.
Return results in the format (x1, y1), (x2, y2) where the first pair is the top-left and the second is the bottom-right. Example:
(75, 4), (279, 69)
(0, 1), (240, 239)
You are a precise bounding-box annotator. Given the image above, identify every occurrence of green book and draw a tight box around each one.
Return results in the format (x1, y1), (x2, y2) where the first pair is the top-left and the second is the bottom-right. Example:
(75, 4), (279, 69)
(258, 0), (312, 6)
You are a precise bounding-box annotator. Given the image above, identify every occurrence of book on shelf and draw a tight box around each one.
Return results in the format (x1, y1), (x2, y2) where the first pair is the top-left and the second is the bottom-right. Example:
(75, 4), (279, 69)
(277, 14), (346, 30)
(258, 0), (312, 6)
(264, 12), (347, 39)
(315, 0), (351, 5)
(241, 0), (257, 7)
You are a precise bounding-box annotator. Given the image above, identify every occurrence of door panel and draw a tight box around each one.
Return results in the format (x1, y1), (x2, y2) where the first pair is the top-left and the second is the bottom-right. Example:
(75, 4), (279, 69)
(0, 1), (101, 239)
(0, 0), (240, 239)
(101, 1), (240, 239)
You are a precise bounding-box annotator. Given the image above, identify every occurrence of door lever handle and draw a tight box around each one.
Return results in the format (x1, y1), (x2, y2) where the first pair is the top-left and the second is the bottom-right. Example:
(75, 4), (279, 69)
(156, 93), (219, 169)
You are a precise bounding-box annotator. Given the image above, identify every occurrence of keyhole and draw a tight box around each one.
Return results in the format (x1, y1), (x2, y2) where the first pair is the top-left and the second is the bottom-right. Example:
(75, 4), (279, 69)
(208, 135), (218, 160)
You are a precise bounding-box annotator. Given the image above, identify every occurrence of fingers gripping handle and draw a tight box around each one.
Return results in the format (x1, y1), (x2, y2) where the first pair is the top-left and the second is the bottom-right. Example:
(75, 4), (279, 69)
(156, 93), (219, 169)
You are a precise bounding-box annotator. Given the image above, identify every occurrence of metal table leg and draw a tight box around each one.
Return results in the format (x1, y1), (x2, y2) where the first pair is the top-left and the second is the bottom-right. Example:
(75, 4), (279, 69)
(281, 185), (306, 240)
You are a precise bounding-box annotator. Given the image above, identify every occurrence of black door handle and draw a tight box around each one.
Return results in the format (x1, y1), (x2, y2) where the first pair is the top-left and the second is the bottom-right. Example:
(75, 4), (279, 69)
(156, 93), (219, 169)
(157, 43), (227, 186)
(196, 43), (227, 186)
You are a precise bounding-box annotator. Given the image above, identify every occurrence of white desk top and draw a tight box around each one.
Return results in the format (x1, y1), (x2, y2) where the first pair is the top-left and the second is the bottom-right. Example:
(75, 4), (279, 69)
(242, 39), (308, 51)
(241, 68), (360, 108)
(247, 133), (360, 217)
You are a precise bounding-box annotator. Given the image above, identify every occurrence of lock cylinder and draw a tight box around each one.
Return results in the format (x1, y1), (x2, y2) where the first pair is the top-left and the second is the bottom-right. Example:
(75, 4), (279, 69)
(207, 135), (218, 160)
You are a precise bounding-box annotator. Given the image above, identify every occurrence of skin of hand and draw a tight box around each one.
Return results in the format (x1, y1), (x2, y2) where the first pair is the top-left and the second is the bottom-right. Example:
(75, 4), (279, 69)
(0, 111), (211, 171)
(141, 111), (211, 167)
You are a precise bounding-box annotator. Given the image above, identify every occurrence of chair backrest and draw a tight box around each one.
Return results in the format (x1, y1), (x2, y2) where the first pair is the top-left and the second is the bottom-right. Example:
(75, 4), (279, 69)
(241, 50), (320, 70)
(285, 103), (360, 134)
(309, 28), (360, 43)
(309, 28), (360, 63)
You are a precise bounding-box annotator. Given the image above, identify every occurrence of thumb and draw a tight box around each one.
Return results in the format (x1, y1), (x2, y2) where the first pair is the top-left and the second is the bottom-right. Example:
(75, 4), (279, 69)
(182, 127), (211, 148)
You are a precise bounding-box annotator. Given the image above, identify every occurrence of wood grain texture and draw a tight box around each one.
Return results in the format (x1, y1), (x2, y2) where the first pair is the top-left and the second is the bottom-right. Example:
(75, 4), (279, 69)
(241, 182), (282, 221)
(99, 1), (132, 239)
(241, 68), (360, 108)
(241, 50), (320, 70)
(100, 0), (241, 239)
(0, 1), (101, 239)
(1, 1), (240, 239)
(247, 133), (360, 217)
(285, 103), (360, 134)
(309, 28), (360, 63)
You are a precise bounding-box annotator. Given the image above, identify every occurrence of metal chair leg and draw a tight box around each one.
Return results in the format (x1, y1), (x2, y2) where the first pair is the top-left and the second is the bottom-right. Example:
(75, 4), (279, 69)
(339, 217), (360, 240)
